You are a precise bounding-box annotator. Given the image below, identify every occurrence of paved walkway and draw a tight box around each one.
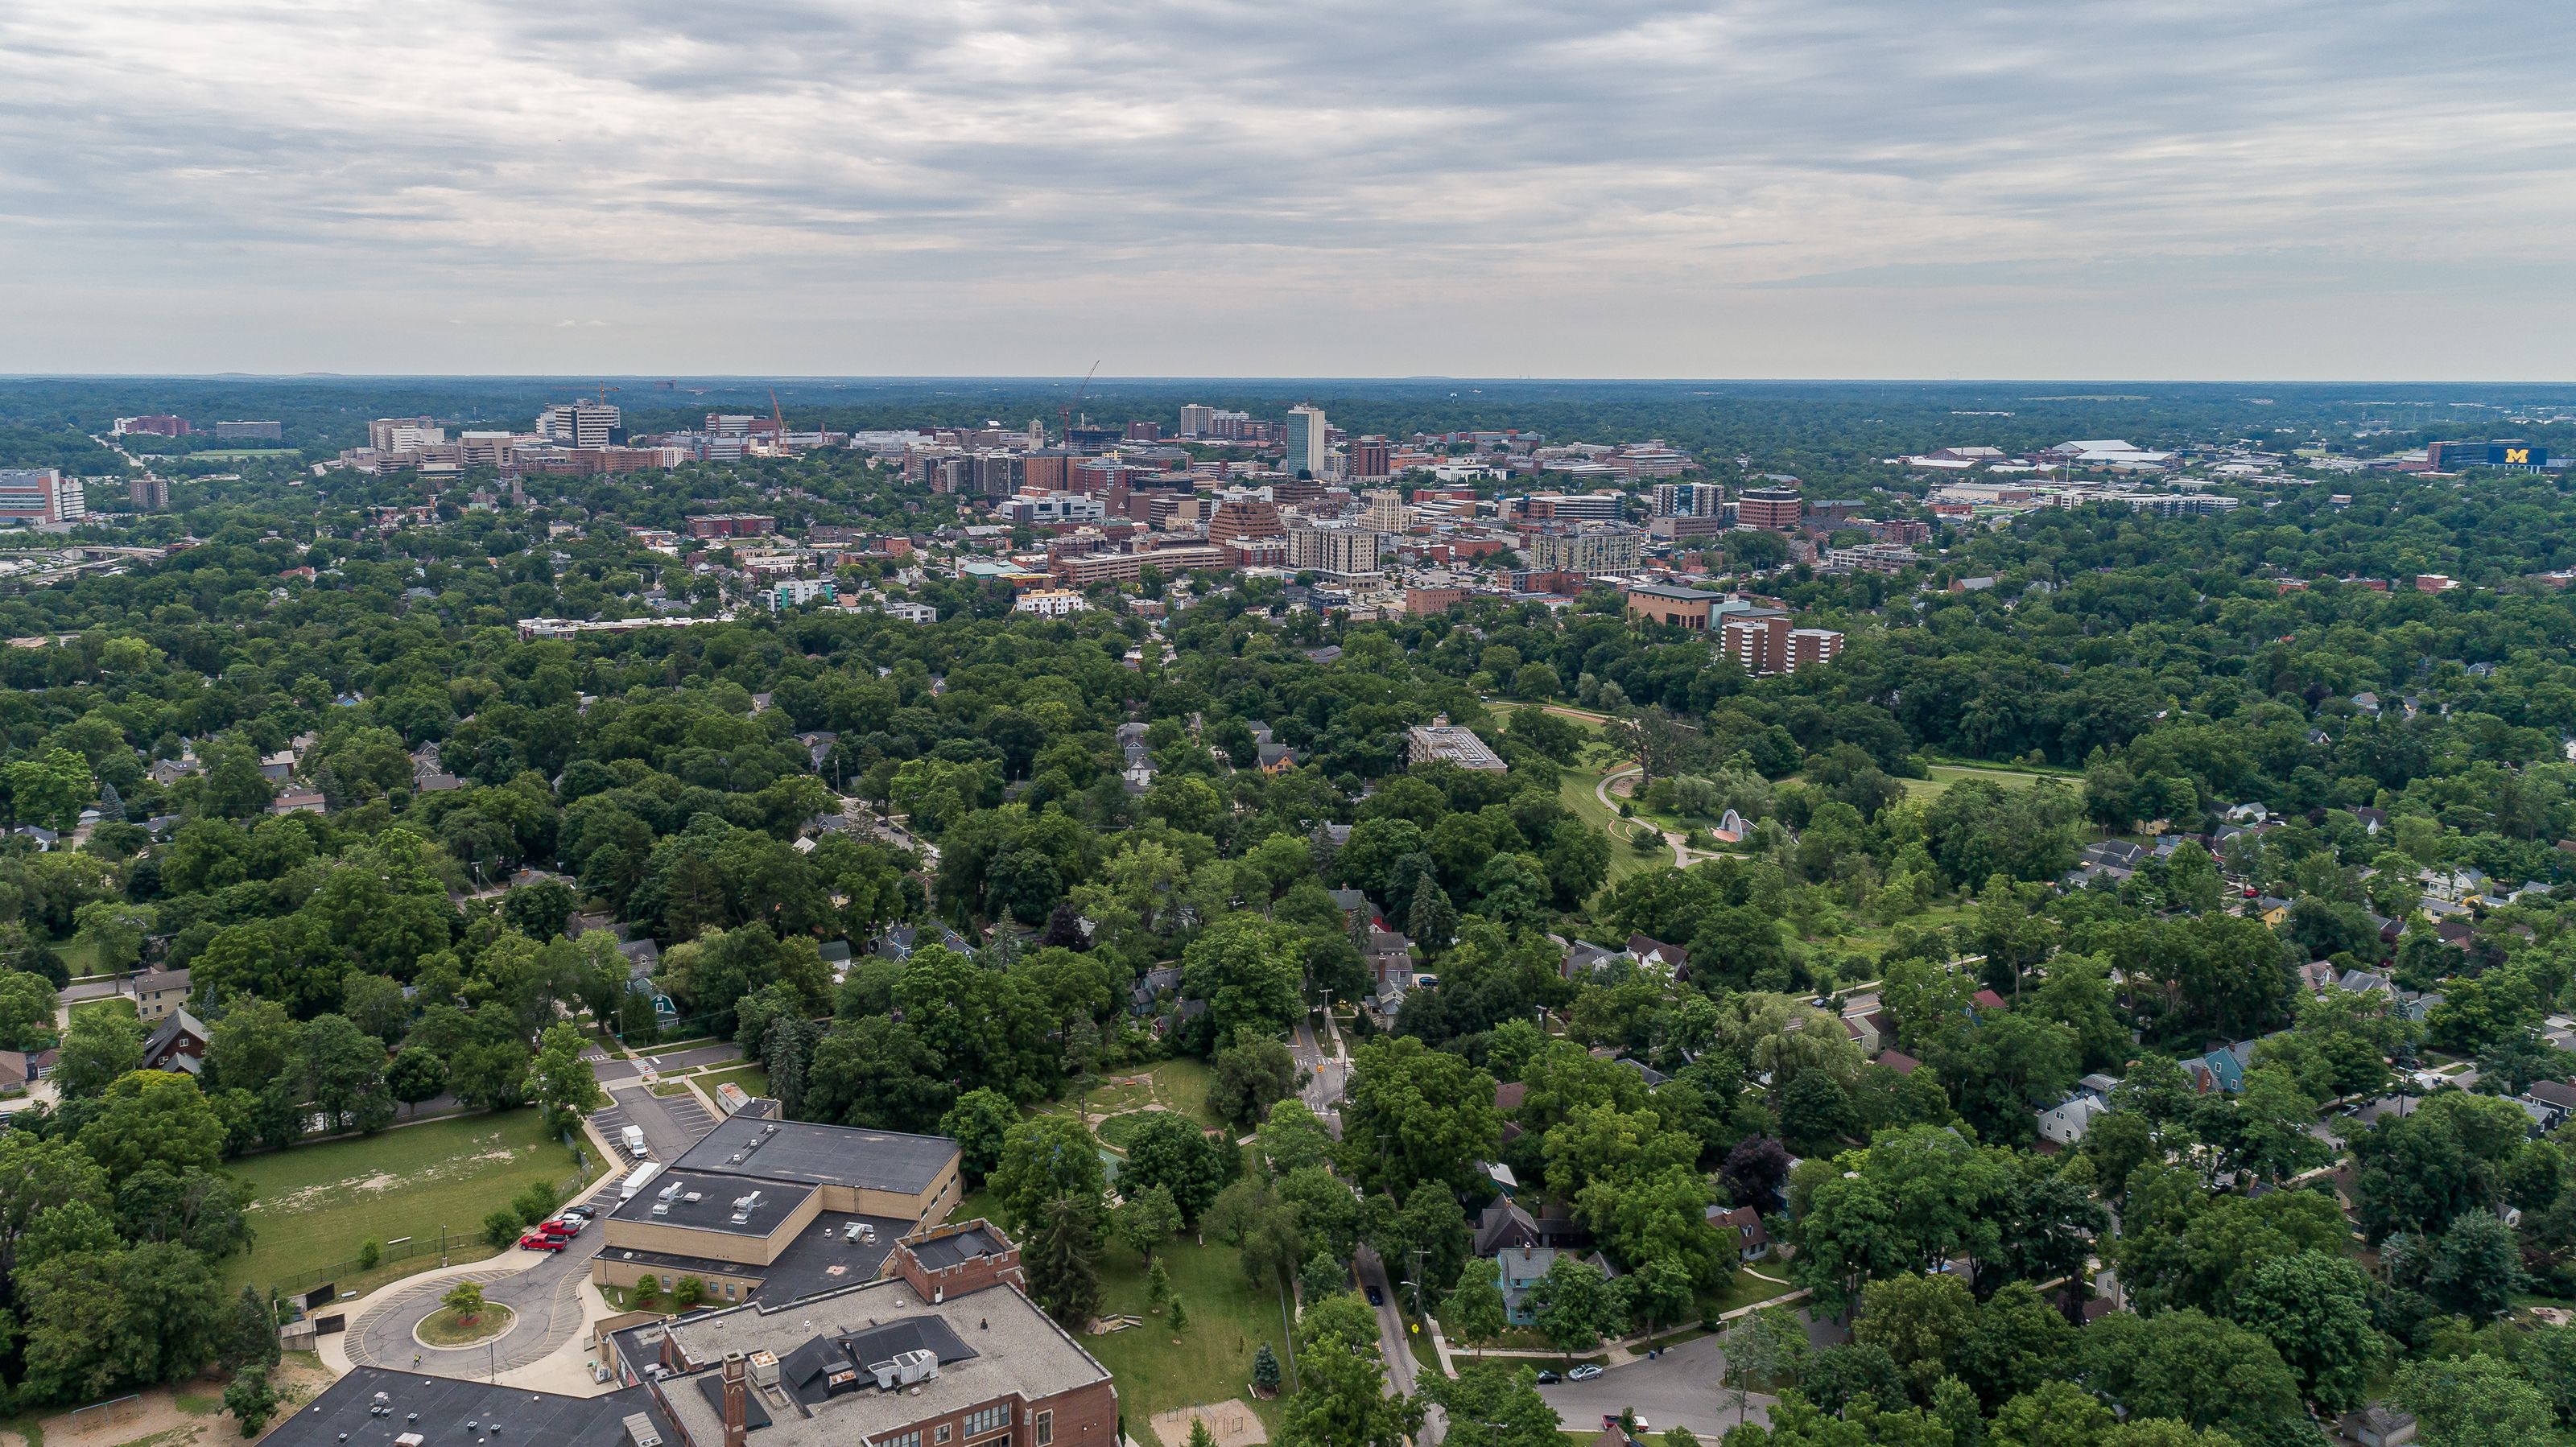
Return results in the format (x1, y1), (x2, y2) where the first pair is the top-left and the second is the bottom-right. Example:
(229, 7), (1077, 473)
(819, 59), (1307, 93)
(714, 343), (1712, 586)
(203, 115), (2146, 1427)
(1597, 765), (1726, 868)
(342, 1216), (613, 1377)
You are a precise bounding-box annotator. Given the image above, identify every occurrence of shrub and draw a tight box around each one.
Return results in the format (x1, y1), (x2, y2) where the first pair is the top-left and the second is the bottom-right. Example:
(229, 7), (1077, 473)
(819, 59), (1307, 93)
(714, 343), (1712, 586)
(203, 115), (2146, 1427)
(485, 1208), (526, 1248)
(357, 1238), (382, 1270)
(510, 1181), (559, 1226)
(225, 1369), (277, 1437)
(675, 1276), (707, 1308)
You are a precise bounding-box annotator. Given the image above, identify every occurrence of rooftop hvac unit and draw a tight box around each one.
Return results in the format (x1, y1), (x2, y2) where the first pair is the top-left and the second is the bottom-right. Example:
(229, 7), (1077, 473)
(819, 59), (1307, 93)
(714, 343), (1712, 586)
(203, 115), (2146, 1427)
(894, 1349), (939, 1385)
(652, 1202), (672, 1216)
(762, 1123), (779, 1136)
(622, 1416), (663, 1447)
(658, 1181), (683, 1202)
(397, 1434), (425, 1447)
(746, 1351), (781, 1389)
(842, 1222), (862, 1241)
(683, 1193), (703, 1203)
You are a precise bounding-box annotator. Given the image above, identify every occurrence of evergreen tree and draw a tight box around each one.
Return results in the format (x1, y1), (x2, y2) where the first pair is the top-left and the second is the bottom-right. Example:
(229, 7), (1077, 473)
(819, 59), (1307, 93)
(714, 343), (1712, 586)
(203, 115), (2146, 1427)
(1252, 1342), (1282, 1395)
(1026, 1195), (1102, 1329)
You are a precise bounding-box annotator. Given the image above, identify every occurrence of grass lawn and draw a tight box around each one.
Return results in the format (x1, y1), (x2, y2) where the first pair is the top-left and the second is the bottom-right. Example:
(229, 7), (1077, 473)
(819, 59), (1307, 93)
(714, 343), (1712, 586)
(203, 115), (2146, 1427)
(696, 1063), (772, 1101)
(1558, 767), (1670, 886)
(1830, 899), (1976, 962)
(226, 1108), (584, 1295)
(70, 994), (137, 1020)
(1898, 761), (2068, 801)
(52, 935), (104, 977)
(1148, 1058), (1222, 1129)
(1086, 1238), (1294, 1438)
(1096, 1114), (1150, 1153)
(1705, 1269), (1801, 1317)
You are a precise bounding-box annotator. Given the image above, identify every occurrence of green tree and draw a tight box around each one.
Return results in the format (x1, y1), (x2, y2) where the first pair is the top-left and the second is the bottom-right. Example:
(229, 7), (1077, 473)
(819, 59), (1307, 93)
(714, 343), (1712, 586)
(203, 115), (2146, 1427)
(1210, 1033), (1300, 1130)
(2396, 1354), (2557, 1447)
(1626, 1255), (1696, 1347)
(443, 1280), (486, 1318)
(1427, 1362), (1564, 1447)
(1526, 1254), (1624, 1356)
(1252, 1341), (1282, 1395)
(528, 1021), (605, 1132)
(1279, 1294), (1421, 1447)
(1442, 1257), (1508, 1358)
(2079, 1309), (2310, 1445)
(1025, 1195), (1102, 1329)
(2232, 1251), (2379, 1412)
(55, 1007), (145, 1099)
(80, 1071), (225, 1183)
(1338, 1036), (1503, 1198)
(939, 1088), (1019, 1186)
(299, 1012), (393, 1133)
(1854, 1271), (1977, 1400)
(989, 1115), (1107, 1237)
(1116, 1183), (1182, 1264)
(72, 901), (155, 978)
(1119, 1111), (1233, 1224)
(0, 968), (60, 1049)
(1182, 913), (1309, 1041)
(387, 1049), (448, 1115)
(224, 1367), (278, 1437)
(6, 747), (95, 831)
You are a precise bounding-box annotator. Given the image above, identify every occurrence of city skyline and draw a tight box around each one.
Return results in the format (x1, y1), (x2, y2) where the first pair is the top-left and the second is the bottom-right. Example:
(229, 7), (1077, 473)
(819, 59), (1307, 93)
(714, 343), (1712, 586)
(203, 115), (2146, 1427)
(4, 1), (2574, 379)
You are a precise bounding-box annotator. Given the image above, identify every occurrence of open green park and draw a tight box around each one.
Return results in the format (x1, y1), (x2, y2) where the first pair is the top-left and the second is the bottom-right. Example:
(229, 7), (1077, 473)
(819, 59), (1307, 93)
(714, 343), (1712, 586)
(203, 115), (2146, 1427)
(225, 1108), (585, 1296)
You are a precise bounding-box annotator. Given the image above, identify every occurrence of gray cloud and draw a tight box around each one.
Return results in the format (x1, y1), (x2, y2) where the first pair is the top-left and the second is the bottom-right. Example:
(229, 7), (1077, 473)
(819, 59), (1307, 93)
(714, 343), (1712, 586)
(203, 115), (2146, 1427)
(2, 0), (2572, 376)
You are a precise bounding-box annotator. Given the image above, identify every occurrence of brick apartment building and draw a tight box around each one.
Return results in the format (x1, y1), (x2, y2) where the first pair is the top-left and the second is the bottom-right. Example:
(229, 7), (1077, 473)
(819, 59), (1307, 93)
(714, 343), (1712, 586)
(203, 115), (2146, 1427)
(687, 514), (777, 539)
(1723, 612), (1845, 675)
(1736, 486), (1803, 531)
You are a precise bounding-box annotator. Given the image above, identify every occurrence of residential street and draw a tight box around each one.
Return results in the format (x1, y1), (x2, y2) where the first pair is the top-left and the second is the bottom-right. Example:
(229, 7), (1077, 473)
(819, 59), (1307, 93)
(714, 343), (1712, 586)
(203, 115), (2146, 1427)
(1355, 1247), (1445, 1445)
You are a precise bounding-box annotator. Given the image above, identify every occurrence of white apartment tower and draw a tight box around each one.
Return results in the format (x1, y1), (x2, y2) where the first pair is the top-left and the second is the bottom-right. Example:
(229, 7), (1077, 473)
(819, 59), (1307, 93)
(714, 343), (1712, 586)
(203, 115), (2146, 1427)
(1180, 403), (1216, 437)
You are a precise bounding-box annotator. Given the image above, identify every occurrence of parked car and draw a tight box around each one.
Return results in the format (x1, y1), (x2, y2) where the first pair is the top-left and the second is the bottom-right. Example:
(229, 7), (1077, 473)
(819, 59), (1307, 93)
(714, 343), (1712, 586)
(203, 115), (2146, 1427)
(518, 1232), (567, 1252)
(1534, 1371), (1562, 1385)
(1364, 1284), (1385, 1306)
(561, 1204), (597, 1221)
(540, 1217), (584, 1237)
(1567, 1364), (1605, 1382)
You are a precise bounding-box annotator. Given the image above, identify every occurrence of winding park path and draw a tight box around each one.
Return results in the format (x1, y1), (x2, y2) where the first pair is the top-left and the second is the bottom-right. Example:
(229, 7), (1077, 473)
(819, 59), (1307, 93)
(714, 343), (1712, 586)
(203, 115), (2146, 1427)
(1596, 763), (1725, 868)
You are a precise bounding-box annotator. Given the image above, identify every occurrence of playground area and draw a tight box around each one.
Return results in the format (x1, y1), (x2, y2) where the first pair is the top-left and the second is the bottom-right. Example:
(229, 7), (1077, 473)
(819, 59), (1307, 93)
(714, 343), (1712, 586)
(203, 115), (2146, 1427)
(1148, 1399), (1268, 1447)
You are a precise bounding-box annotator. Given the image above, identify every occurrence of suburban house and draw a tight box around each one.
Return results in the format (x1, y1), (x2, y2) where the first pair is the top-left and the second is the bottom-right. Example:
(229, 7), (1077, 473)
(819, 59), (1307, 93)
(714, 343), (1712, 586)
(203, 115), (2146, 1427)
(132, 965), (190, 1022)
(1708, 1204), (1771, 1260)
(0, 1048), (58, 1090)
(142, 1008), (210, 1075)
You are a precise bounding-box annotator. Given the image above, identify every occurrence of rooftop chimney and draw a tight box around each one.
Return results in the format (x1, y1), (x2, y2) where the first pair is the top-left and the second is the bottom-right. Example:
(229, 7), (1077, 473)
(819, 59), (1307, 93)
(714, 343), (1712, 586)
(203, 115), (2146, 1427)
(720, 1353), (748, 1447)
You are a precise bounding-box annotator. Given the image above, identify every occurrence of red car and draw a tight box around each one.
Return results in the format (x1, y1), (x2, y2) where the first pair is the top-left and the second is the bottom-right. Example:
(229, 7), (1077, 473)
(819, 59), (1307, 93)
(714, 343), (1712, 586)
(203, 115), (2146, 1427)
(518, 1232), (567, 1252)
(540, 1217), (584, 1238)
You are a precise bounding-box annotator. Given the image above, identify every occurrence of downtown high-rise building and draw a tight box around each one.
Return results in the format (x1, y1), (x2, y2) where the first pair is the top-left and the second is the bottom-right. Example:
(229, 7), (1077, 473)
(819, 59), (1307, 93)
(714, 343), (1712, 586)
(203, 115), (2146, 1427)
(536, 402), (621, 447)
(1284, 405), (1328, 479)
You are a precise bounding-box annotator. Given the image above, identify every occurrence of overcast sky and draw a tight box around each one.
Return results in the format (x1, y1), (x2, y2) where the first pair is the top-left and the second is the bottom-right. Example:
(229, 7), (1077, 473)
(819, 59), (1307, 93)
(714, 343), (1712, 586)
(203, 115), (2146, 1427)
(4, 1), (2573, 379)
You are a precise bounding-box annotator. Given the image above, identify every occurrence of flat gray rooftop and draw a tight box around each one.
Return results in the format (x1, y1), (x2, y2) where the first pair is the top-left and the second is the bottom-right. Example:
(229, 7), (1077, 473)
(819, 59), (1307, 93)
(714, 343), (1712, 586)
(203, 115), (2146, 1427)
(671, 1116), (959, 1197)
(611, 1172), (815, 1239)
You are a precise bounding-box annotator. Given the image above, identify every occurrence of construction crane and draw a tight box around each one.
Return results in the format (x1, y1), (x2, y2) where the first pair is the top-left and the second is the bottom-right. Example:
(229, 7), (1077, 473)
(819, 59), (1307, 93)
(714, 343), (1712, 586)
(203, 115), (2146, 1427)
(770, 388), (786, 437)
(593, 382), (621, 407)
(1057, 361), (1100, 443)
